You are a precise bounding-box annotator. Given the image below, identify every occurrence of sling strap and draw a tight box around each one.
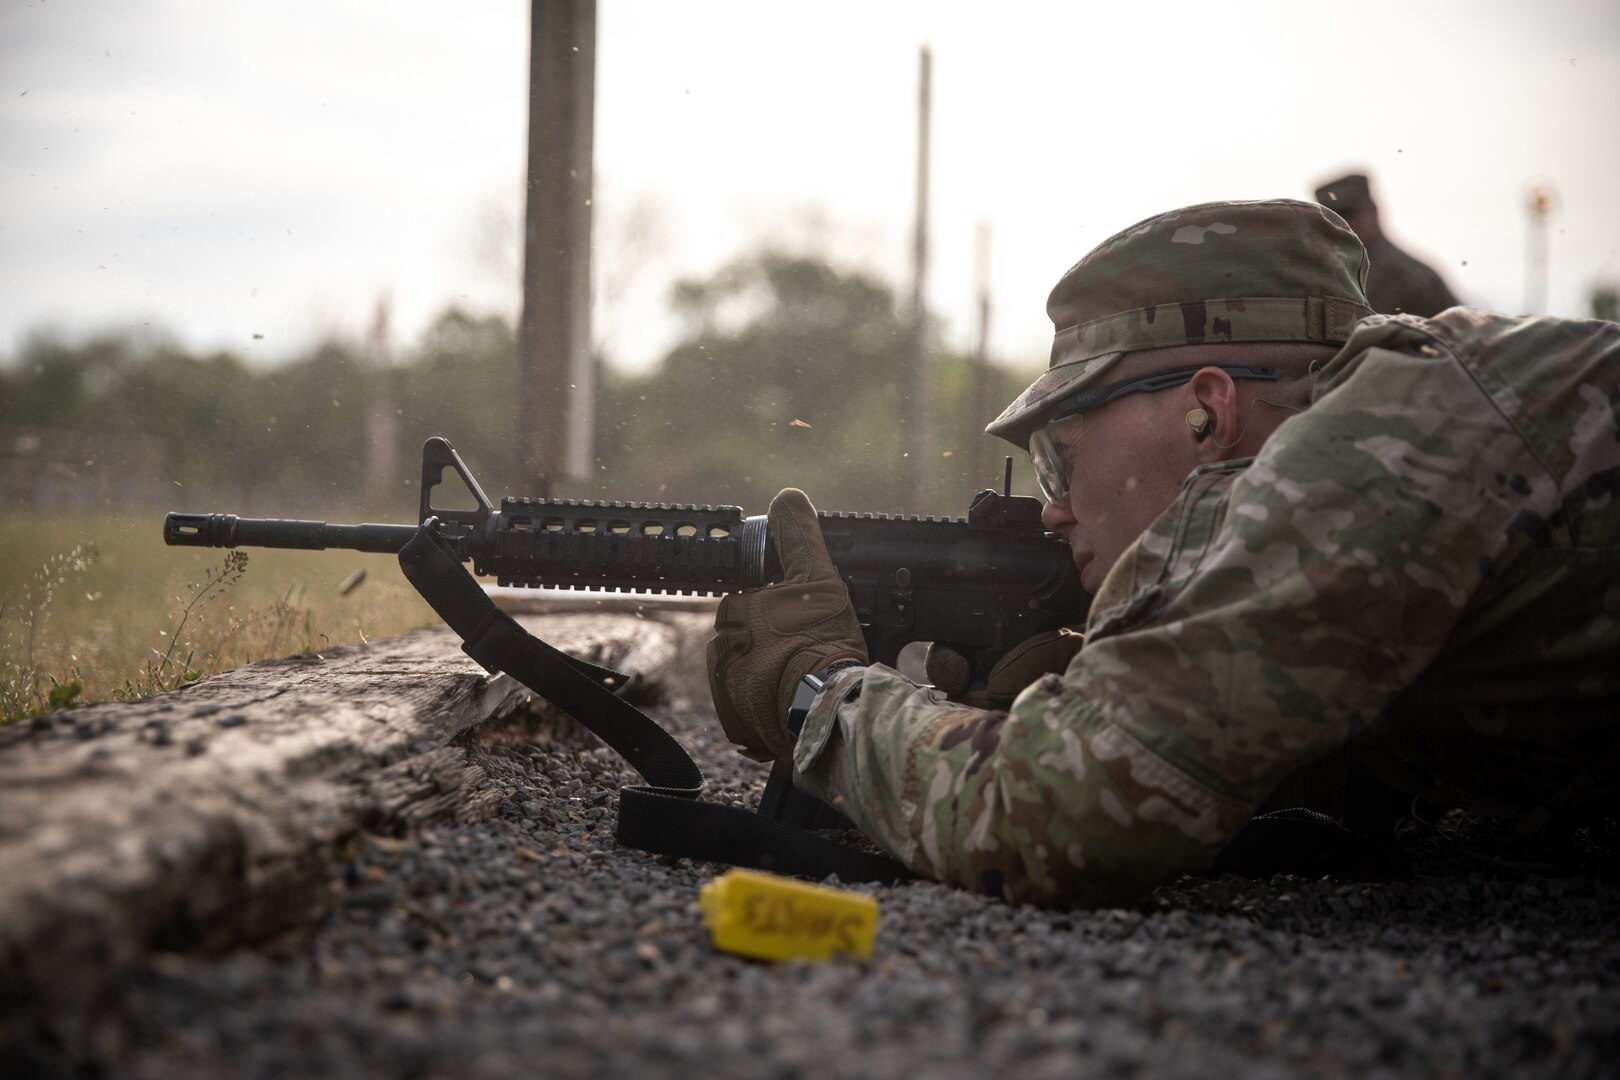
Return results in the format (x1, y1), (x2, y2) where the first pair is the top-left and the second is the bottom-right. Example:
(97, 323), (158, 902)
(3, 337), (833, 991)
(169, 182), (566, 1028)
(397, 520), (911, 886)
(1211, 806), (1403, 878)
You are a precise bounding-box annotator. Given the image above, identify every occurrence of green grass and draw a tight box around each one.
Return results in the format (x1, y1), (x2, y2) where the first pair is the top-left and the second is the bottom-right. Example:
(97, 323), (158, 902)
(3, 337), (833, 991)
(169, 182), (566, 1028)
(0, 512), (441, 724)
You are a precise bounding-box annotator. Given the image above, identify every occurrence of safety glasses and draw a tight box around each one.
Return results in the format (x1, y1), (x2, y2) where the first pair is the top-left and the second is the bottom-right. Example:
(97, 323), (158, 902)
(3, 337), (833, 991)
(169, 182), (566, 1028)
(1028, 364), (1282, 506)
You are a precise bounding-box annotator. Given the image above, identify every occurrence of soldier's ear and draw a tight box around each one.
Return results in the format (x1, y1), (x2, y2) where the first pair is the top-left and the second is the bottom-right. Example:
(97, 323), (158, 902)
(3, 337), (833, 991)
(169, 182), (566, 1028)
(1186, 367), (1240, 459)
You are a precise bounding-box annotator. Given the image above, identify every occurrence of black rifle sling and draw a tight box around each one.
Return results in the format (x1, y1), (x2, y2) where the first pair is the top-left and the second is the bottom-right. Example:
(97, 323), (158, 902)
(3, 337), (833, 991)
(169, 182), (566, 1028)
(397, 522), (911, 886)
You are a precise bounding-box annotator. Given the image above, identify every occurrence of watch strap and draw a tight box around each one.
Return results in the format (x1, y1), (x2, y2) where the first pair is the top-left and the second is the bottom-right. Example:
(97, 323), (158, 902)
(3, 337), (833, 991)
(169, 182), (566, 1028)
(788, 659), (865, 734)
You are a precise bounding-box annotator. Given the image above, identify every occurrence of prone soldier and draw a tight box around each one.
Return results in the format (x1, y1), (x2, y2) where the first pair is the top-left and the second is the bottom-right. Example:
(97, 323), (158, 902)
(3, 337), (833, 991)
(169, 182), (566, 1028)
(707, 198), (1620, 905)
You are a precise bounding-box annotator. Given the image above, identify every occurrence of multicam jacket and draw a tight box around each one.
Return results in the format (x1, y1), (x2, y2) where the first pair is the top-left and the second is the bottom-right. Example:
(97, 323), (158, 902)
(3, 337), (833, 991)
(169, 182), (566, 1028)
(794, 308), (1620, 906)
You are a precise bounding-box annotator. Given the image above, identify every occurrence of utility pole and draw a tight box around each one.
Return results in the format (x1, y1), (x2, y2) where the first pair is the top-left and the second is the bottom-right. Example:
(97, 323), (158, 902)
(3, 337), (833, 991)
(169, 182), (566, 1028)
(518, 0), (596, 495)
(906, 45), (933, 498)
(362, 293), (399, 513)
(972, 221), (992, 488)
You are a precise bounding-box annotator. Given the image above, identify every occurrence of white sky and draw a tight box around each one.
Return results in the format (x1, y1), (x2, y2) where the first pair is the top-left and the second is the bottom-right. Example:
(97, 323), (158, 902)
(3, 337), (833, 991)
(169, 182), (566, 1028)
(3, 0), (1618, 372)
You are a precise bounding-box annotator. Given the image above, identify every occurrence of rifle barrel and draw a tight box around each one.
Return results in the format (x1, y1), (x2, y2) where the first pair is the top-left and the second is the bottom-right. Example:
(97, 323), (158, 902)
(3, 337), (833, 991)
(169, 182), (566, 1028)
(163, 513), (419, 554)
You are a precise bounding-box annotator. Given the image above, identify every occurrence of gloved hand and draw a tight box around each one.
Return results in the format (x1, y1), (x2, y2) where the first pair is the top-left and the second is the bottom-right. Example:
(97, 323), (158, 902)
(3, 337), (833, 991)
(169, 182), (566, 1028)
(707, 488), (868, 766)
(954, 628), (1084, 710)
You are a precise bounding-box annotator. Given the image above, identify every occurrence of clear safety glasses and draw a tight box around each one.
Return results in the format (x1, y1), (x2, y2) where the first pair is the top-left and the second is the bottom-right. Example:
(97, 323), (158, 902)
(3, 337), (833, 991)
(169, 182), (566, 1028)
(1026, 363), (1283, 507)
(1028, 424), (1078, 507)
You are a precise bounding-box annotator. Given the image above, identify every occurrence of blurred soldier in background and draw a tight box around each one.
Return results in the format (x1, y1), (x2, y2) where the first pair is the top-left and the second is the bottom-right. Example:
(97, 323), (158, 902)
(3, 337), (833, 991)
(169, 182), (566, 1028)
(708, 199), (1620, 906)
(1315, 173), (1460, 317)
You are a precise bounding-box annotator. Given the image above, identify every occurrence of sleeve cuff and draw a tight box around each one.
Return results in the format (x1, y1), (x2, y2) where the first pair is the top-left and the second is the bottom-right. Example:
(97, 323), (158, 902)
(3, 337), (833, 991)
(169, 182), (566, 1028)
(793, 665), (865, 774)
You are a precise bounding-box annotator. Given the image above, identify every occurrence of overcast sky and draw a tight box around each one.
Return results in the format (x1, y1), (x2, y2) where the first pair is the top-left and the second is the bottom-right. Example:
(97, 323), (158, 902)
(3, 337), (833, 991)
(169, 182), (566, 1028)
(3, 0), (1617, 372)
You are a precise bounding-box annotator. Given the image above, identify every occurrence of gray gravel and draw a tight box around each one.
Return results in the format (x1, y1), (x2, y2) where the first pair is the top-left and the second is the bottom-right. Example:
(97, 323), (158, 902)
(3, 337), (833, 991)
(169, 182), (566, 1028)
(6, 698), (1617, 1079)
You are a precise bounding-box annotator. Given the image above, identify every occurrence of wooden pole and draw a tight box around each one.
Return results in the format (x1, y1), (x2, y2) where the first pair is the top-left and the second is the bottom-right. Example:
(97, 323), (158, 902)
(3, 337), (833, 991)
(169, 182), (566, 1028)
(518, 0), (596, 495)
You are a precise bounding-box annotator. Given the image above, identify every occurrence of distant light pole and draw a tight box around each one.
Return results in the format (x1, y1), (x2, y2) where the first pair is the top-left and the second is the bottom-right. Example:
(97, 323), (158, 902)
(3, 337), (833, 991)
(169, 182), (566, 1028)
(1524, 180), (1557, 315)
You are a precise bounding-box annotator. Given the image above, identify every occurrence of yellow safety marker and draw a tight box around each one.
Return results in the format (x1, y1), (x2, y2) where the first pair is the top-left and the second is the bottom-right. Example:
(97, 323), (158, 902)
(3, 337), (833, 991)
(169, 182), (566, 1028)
(699, 869), (879, 962)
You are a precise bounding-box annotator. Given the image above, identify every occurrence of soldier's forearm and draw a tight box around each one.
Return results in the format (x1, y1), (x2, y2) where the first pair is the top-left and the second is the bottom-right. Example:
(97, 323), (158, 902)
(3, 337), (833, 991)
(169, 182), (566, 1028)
(793, 665), (1250, 906)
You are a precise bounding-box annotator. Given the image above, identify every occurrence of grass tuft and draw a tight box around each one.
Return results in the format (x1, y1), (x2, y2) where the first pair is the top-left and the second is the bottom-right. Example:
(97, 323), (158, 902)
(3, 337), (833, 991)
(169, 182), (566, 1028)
(1, 514), (440, 726)
(2, 544), (99, 723)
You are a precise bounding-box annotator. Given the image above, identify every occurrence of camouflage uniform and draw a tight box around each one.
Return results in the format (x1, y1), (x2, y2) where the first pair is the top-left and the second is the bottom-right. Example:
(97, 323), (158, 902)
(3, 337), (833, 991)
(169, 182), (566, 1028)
(1358, 235), (1461, 318)
(790, 201), (1620, 906)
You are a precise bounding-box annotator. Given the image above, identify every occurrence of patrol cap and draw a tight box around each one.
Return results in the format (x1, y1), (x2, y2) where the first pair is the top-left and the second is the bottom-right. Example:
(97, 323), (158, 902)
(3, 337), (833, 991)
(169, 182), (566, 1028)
(986, 198), (1372, 450)
(1314, 173), (1373, 214)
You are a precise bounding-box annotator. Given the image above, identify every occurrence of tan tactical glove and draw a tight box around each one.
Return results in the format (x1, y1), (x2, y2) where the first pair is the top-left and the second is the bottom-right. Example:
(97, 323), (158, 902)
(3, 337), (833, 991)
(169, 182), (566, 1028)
(707, 488), (867, 766)
(953, 628), (1084, 710)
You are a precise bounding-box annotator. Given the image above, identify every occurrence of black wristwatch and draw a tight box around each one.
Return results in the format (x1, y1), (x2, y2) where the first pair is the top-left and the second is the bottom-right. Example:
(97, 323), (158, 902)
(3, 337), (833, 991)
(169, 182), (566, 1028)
(786, 660), (865, 735)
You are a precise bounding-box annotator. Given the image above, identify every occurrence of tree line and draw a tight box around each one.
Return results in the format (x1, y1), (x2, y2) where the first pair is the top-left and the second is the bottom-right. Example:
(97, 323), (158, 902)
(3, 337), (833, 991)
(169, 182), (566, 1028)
(1, 250), (1041, 520)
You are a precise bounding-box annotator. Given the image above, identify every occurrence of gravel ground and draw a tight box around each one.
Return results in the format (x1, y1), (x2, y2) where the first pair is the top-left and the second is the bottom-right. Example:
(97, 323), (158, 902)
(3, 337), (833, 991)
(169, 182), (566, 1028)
(6, 696), (1618, 1080)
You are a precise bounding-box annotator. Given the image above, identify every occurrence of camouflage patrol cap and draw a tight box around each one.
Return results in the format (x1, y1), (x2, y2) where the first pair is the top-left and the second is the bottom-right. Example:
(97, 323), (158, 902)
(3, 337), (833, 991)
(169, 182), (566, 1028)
(986, 198), (1372, 449)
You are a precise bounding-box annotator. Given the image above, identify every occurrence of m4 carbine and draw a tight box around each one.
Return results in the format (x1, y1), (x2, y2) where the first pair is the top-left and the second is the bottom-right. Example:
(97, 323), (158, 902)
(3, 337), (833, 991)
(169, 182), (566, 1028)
(165, 437), (1084, 828)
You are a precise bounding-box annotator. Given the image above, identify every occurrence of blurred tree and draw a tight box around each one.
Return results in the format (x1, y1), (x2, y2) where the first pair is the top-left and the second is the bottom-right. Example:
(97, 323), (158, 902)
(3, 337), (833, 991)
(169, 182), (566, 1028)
(590, 251), (1034, 515)
(1591, 281), (1619, 324)
(1, 246), (1042, 518)
(1, 330), (271, 507)
(0, 330), (149, 432)
(592, 251), (906, 510)
(395, 308), (521, 498)
(101, 343), (265, 502)
(251, 340), (375, 509)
